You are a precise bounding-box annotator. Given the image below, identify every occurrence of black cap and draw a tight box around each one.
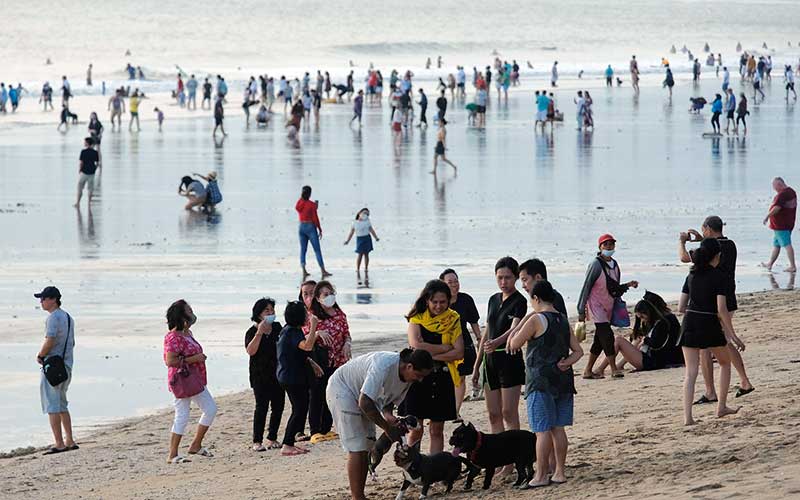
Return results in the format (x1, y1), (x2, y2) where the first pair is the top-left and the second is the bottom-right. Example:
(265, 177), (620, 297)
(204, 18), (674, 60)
(703, 215), (724, 233)
(34, 286), (61, 300)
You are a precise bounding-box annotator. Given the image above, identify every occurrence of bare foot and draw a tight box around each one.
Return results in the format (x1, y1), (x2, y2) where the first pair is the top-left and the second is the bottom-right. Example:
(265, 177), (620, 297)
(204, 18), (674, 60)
(785, 267), (797, 273)
(760, 262), (773, 271)
(717, 406), (740, 418)
(684, 419), (697, 426)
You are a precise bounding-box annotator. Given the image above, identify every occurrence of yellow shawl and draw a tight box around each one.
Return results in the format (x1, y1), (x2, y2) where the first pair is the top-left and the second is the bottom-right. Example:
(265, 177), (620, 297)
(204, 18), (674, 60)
(409, 309), (463, 387)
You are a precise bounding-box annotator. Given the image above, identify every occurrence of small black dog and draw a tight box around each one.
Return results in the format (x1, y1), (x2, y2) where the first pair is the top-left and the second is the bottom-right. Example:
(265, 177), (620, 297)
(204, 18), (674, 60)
(449, 421), (536, 489)
(393, 442), (481, 500)
(368, 415), (421, 478)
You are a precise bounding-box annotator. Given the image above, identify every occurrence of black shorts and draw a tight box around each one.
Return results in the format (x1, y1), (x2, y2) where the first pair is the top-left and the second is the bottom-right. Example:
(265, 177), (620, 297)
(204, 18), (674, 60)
(726, 110), (735, 120)
(215, 116), (223, 126)
(679, 313), (726, 349)
(484, 350), (525, 390)
(458, 344), (477, 376)
(641, 353), (661, 371)
(477, 105), (486, 113)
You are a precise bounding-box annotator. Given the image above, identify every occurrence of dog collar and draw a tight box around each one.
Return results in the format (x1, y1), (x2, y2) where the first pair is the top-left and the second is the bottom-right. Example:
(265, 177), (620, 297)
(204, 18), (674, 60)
(468, 432), (483, 462)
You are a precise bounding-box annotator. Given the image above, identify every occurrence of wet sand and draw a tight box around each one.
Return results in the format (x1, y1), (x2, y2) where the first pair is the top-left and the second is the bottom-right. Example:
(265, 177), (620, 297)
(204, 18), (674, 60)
(2, 289), (799, 499)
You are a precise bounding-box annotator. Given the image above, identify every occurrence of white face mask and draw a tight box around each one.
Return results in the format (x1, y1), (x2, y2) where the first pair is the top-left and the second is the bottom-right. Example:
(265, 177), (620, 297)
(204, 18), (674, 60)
(359, 213), (369, 221)
(321, 295), (337, 308)
(601, 249), (615, 258)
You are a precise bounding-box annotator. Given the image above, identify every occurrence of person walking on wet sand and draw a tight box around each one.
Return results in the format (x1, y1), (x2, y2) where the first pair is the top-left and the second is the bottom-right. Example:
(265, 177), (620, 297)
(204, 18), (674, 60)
(128, 90), (143, 132)
(74, 137), (100, 208)
(350, 90), (363, 127)
(213, 96), (226, 136)
(344, 208), (380, 285)
(296, 185), (332, 279)
(678, 238), (745, 426)
(35, 286), (78, 455)
(431, 119), (457, 175)
(762, 177), (797, 272)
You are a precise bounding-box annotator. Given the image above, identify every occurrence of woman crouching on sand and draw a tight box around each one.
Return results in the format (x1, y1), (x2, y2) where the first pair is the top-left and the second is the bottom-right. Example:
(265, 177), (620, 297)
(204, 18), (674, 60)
(164, 300), (217, 464)
(678, 239), (745, 426)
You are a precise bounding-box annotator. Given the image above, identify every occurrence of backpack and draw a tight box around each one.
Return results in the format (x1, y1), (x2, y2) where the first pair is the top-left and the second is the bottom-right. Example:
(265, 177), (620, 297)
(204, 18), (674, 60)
(206, 180), (223, 205)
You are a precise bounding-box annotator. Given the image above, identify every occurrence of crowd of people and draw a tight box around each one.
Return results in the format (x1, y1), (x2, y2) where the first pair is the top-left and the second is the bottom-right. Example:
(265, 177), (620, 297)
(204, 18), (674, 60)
(33, 175), (798, 498)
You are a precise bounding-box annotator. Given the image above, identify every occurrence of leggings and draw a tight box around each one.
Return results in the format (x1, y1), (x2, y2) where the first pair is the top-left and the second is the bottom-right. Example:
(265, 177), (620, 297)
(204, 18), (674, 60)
(308, 366), (334, 435)
(590, 322), (616, 357)
(711, 112), (720, 130)
(736, 114), (747, 127)
(252, 380), (285, 443)
(282, 383), (310, 447)
(298, 222), (325, 269)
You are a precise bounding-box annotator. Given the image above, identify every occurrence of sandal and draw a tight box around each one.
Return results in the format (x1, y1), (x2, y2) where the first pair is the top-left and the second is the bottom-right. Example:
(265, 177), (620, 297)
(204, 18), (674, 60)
(281, 446), (307, 456)
(693, 395), (718, 405)
(252, 444), (267, 452)
(266, 441), (282, 450)
(735, 387), (755, 398)
(611, 371), (625, 379)
(582, 373), (604, 380)
(167, 455), (192, 464)
(188, 447), (214, 457)
(43, 447), (67, 455)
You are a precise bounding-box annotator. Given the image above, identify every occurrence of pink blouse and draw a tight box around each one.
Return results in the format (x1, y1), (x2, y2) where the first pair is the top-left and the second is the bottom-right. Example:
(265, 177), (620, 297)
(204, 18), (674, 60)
(163, 330), (207, 391)
(587, 265), (620, 324)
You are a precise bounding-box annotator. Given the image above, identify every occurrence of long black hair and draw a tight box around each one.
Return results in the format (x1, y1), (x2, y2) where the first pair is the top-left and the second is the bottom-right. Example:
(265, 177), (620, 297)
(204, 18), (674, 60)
(310, 280), (342, 320)
(406, 280), (451, 319)
(301, 185), (312, 200)
(632, 291), (671, 338)
(690, 238), (721, 273)
(166, 299), (190, 331)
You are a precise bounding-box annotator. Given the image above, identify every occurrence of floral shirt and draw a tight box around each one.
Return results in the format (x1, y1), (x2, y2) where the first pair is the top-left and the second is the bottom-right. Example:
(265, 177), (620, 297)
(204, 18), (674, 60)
(304, 308), (351, 369)
(163, 330), (207, 391)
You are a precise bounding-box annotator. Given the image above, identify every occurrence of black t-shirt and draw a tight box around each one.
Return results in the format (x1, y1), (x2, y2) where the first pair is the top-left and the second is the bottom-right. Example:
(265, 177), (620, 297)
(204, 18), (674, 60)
(552, 288), (567, 317)
(644, 314), (683, 366)
(717, 237), (737, 296)
(450, 292), (480, 348)
(244, 321), (282, 387)
(276, 325), (308, 386)
(436, 96), (447, 111)
(682, 268), (726, 314)
(79, 148), (99, 175)
(486, 290), (527, 348)
(203, 82), (212, 97)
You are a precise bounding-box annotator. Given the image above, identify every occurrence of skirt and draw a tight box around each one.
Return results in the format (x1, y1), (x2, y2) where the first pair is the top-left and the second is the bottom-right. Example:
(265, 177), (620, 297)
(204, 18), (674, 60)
(679, 312), (726, 349)
(398, 364), (456, 421)
(355, 235), (373, 254)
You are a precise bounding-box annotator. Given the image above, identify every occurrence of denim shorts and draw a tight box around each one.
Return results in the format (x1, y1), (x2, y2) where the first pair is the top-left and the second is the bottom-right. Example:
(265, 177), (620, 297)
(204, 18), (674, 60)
(41, 368), (71, 414)
(773, 230), (792, 248)
(526, 391), (573, 432)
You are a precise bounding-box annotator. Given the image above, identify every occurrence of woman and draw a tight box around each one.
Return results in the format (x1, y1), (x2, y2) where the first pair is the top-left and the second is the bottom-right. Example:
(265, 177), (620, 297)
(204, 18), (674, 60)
(577, 234), (638, 379)
(508, 280), (583, 488)
(164, 300), (217, 464)
(178, 175), (207, 211)
(295, 185), (331, 279)
(343, 208), (380, 284)
(678, 238), (745, 426)
(306, 281), (351, 442)
(431, 120), (457, 175)
(440, 268), (481, 415)
(277, 300), (322, 456)
(736, 93), (748, 135)
(583, 91), (594, 128)
(245, 297), (285, 451)
(710, 93), (722, 134)
(88, 112), (103, 166)
(664, 65), (675, 98)
(402, 280), (464, 454)
(473, 257), (527, 434)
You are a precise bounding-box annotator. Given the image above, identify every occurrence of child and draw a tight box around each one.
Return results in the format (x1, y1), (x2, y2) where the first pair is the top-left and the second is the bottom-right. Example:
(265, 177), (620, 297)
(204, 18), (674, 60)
(154, 107), (164, 131)
(350, 89), (363, 127)
(343, 208), (380, 285)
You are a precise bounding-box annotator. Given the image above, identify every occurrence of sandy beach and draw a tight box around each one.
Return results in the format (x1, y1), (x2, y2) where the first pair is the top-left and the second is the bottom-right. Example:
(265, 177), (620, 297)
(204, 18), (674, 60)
(2, 289), (799, 499)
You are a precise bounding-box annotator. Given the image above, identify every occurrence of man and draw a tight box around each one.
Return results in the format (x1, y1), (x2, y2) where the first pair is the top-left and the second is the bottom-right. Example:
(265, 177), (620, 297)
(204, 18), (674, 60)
(74, 137), (100, 208)
(213, 96), (227, 137)
(61, 76), (71, 106)
(201, 78), (212, 109)
(35, 286), (77, 454)
(519, 259), (567, 315)
(186, 74), (198, 110)
(436, 90), (447, 124)
(575, 90), (585, 131)
(724, 88), (736, 134)
(457, 66), (466, 99)
(107, 89), (125, 129)
(722, 66), (731, 92)
(551, 61), (558, 87)
(762, 177), (797, 272)
(679, 216), (755, 404)
(326, 349), (432, 500)
(416, 88), (427, 128)
(86, 64), (92, 86)
(630, 55), (640, 92)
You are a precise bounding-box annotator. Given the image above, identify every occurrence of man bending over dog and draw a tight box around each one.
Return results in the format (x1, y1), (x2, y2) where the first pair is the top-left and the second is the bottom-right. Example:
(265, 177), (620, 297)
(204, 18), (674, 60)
(327, 348), (433, 500)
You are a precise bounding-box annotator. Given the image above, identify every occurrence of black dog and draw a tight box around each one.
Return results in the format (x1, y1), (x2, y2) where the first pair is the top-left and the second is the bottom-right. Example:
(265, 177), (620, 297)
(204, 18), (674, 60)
(449, 421), (535, 489)
(393, 442), (481, 500)
(368, 415), (421, 478)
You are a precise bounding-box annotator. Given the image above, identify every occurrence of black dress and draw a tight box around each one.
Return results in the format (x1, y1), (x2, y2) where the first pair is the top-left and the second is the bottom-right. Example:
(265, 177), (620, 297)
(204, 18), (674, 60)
(679, 268), (727, 349)
(451, 293), (479, 376)
(399, 324), (457, 422)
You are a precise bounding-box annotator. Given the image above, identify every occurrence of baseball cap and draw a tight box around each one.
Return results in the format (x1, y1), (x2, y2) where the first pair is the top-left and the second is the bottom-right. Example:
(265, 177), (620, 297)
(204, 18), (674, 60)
(34, 286), (61, 300)
(597, 234), (616, 247)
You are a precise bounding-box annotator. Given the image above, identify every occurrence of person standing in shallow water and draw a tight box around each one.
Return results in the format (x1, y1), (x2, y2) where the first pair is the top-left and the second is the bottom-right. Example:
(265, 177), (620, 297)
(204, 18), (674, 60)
(296, 185), (332, 279)
(431, 119), (457, 175)
(762, 177), (797, 272)
(343, 208), (380, 285)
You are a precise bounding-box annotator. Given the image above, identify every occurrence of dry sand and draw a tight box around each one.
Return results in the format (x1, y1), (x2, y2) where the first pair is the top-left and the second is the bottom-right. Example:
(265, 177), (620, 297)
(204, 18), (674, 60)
(3, 289), (800, 500)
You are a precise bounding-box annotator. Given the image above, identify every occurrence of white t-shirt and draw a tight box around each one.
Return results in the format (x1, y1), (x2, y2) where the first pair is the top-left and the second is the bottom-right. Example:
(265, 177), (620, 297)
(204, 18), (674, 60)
(328, 351), (411, 412)
(353, 218), (372, 237)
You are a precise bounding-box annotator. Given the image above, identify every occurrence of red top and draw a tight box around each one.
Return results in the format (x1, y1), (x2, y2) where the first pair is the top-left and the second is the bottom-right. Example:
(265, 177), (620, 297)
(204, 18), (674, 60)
(303, 308), (351, 368)
(769, 187), (797, 231)
(163, 331), (207, 391)
(296, 198), (321, 229)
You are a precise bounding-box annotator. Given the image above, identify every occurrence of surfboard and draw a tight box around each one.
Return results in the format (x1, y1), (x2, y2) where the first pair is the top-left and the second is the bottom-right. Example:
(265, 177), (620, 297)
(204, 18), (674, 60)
(702, 132), (723, 138)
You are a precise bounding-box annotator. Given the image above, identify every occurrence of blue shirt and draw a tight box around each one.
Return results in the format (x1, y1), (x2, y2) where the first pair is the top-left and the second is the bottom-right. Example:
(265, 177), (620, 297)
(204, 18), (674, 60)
(46, 309), (75, 369)
(711, 99), (722, 113)
(537, 95), (550, 112)
(605, 66), (613, 77)
(726, 94), (736, 112)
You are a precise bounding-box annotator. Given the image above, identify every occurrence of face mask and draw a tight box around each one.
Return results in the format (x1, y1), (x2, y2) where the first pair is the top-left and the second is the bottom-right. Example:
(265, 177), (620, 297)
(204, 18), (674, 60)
(359, 213), (369, 221)
(188, 312), (197, 326)
(321, 295), (337, 308)
(601, 249), (615, 258)
(263, 314), (276, 323)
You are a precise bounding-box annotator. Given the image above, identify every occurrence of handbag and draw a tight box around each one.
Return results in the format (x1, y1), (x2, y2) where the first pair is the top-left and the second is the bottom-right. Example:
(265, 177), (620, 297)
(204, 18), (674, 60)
(611, 298), (631, 328)
(170, 357), (205, 399)
(43, 315), (72, 387)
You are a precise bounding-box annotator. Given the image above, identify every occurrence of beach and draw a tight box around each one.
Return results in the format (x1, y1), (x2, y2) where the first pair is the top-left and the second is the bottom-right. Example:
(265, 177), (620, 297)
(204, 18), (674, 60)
(2, 289), (799, 499)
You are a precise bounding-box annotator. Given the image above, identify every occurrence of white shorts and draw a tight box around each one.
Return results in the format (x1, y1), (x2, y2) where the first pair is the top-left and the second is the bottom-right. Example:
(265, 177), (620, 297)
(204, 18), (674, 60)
(326, 382), (376, 453)
(77, 173), (95, 194)
(536, 110), (547, 121)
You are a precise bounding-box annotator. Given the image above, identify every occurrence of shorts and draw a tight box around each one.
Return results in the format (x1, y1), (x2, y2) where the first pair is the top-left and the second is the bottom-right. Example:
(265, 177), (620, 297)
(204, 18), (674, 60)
(130, 111), (138, 117)
(77, 173), (95, 194)
(457, 83), (465, 88)
(484, 349), (525, 390)
(215, 116), (223, 126)
(536, 110), (547, 121)
(41, 369), (71, 414)
(392, 122), (401, 132)
(477, 105), (486, 114)
(327, 382), (376, 452)
(726, 110), (734, 120)
(526, 391), (573, 432)
(111, 109), (121, 118)
(589, 323), (615, 357)
(788, 83), (795, 91)
(773, 230), (792, 248)
(722, 82), (729, 91)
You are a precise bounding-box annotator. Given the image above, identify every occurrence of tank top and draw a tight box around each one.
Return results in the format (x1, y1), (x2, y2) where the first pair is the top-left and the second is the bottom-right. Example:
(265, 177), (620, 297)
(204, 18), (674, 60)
(524, 311), (575, 396)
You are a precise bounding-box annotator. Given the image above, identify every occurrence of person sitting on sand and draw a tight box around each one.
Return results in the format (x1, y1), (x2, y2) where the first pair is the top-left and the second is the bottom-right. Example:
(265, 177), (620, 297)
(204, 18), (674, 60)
(678, 239), (745, 426)
(164, 300), (217, 464)
(245, 297), (285, 452)
(276, 301), (323, 456)
(327, 348), (432, 500)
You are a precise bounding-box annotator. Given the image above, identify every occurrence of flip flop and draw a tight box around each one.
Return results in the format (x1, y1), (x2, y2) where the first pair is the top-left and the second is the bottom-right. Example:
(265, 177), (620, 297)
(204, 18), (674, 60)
(167, 455), (192, 464)
(43, 447), (67, 455)
(188, 447), (214, 457)
(693, 395), (718, 405)
(582, 373), (604, 380)
(295, 433), (311, 442)
(550, 478), (567, 485)
(67, 444), (80, 451)
(252, 444), (267, 452)
(735, 387), (755, 398)
(612, 371), (625, 379)
(281, 447), (307, 456)
(519, 479), (551, 490)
